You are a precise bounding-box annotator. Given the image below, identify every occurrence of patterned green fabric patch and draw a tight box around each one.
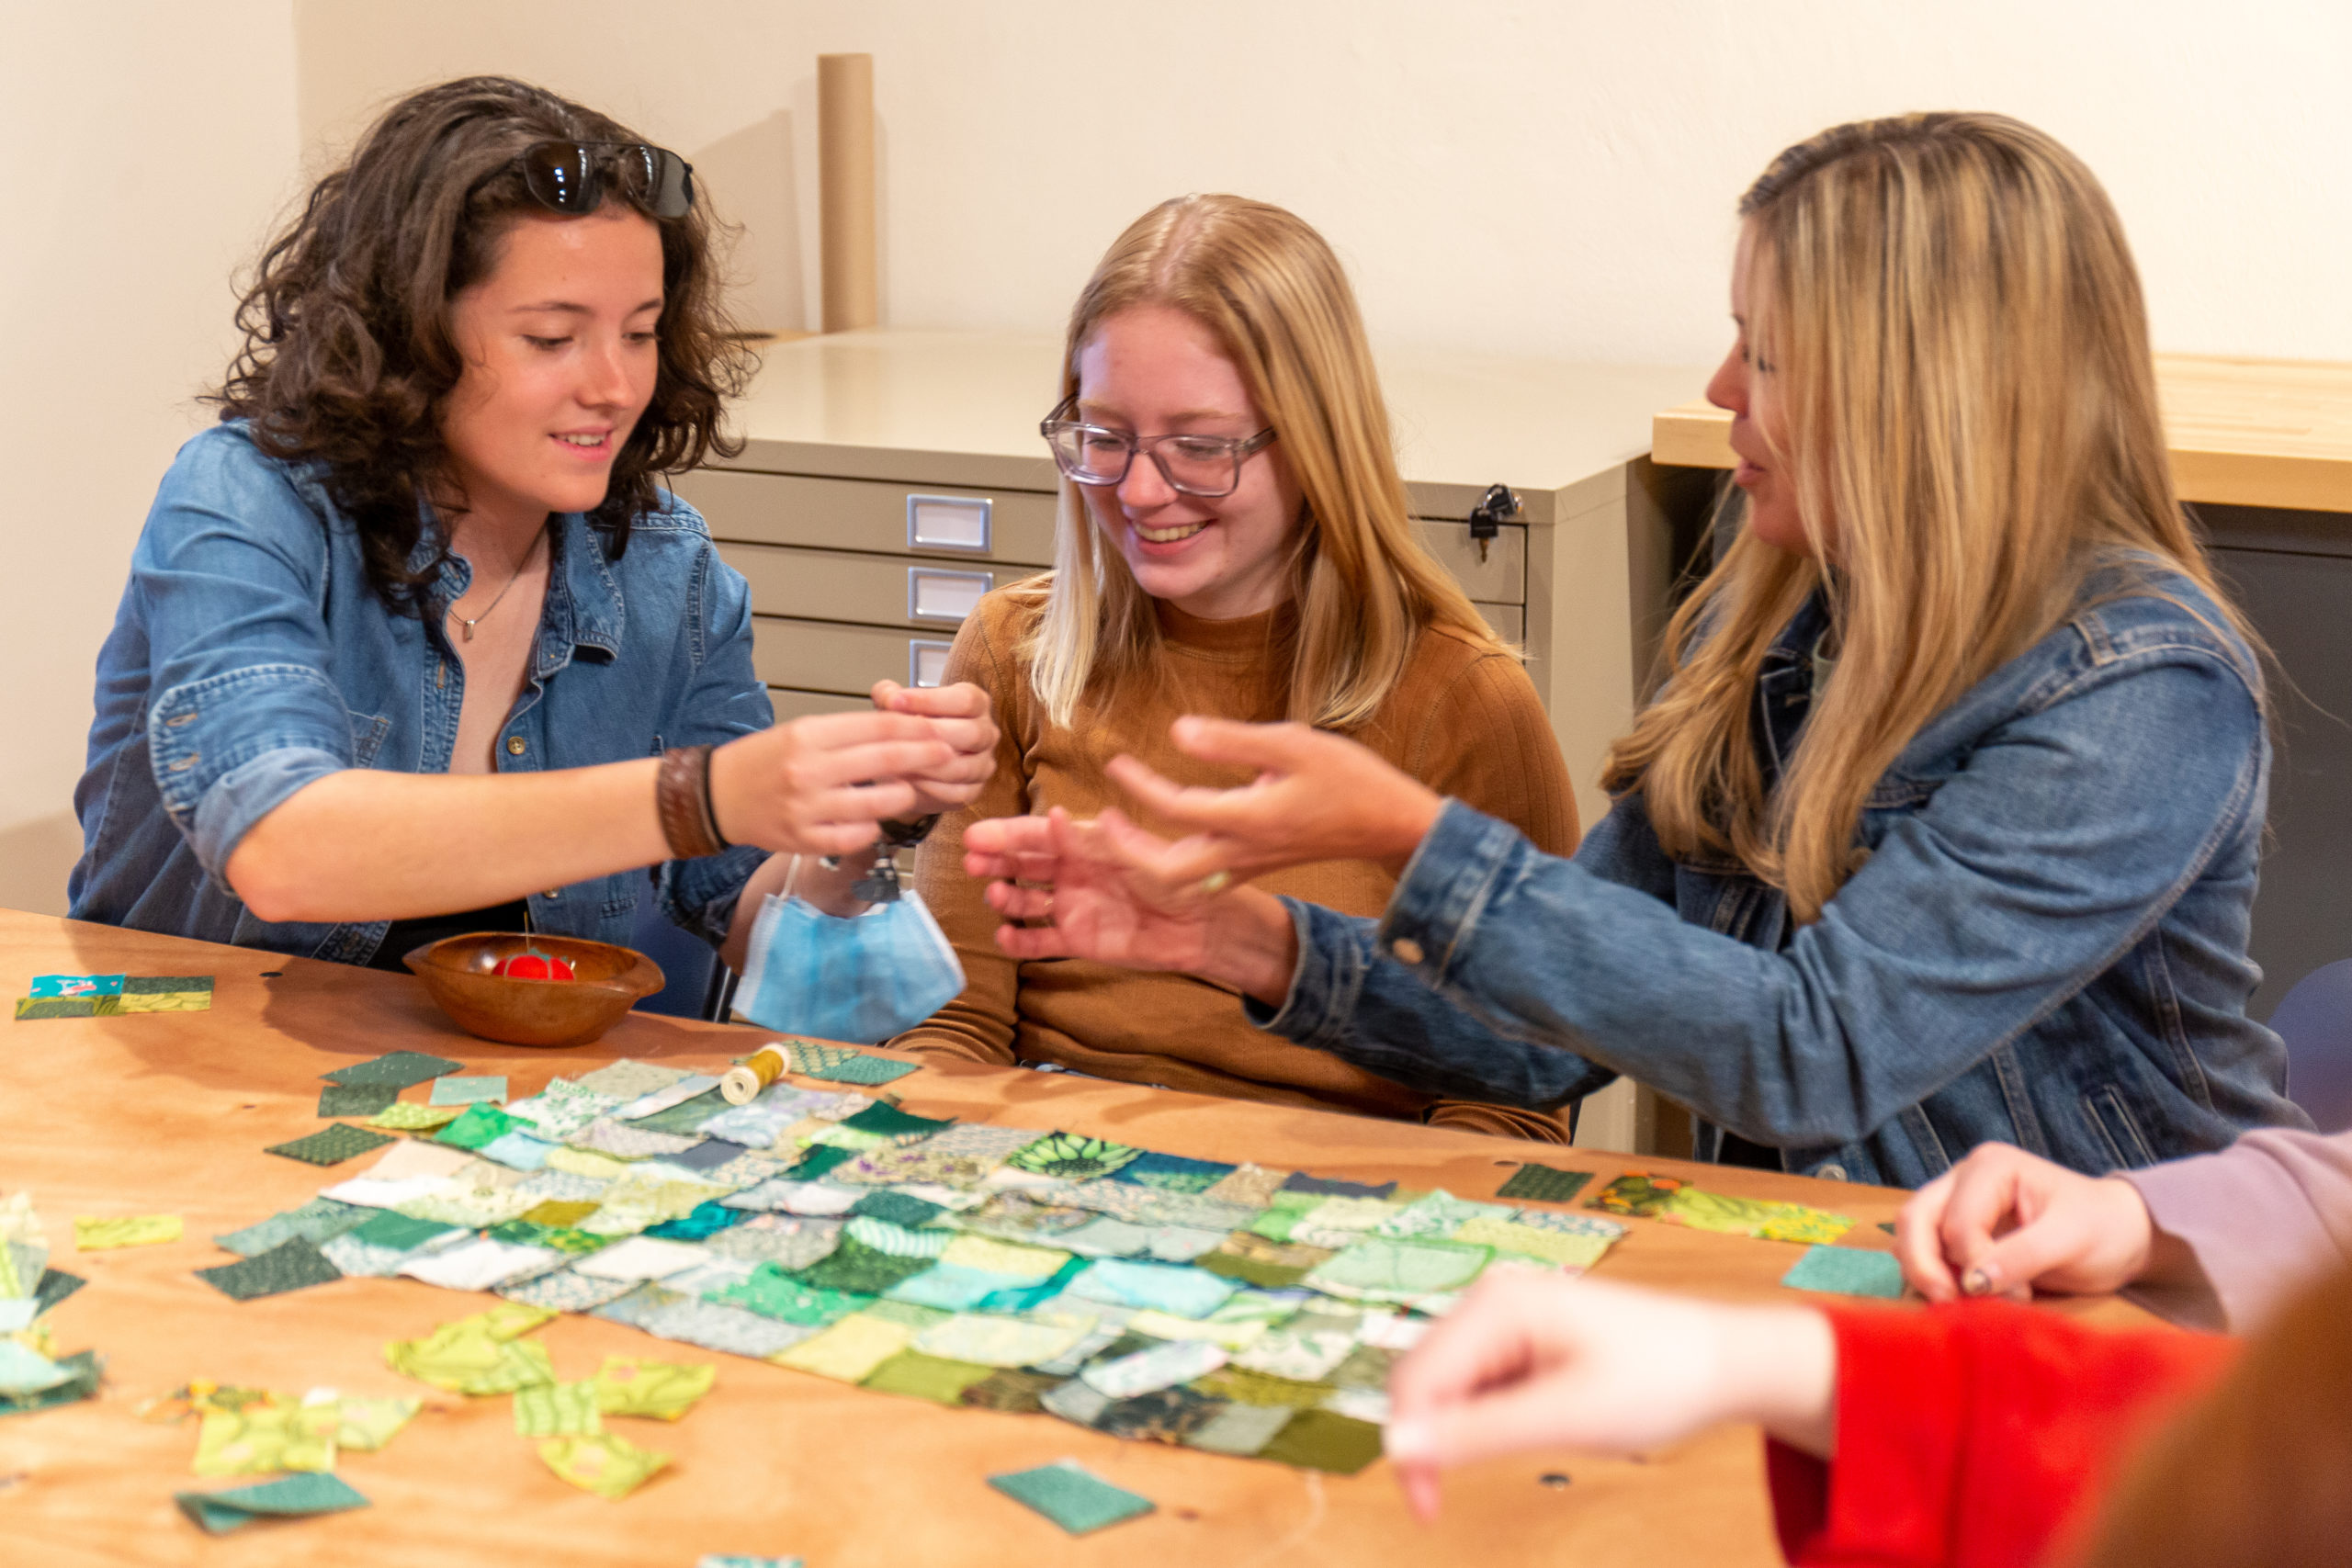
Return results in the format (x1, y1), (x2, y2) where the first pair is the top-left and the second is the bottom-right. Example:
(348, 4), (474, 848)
(1184, 1400), (1295, 1457)
(786, 1042), (922, 1085)
(1193, 1366), (1338, 1408)
(959, 1367), (1064, 1414)
(124, 974), (215, 995)
(196, 1238), (343, 1301)
(1110, 1152), (1236, 1193)
(322, 1051), (463, 1089)
(514, 1380), (605, 1436)
(1003, 1133), (1143, 1182)
(988, 1460), (1155, 1536)
(214, 1198), (373, 1258)
(435, 1102), (522, 1150)
(849, 1190), (946, 1228)
(791, 1145), (855, 1179)
(429, 1075), (508, 1106)
(347, 1210), (458, 1252)
(796, 1235), (938, 1295)
(32, 1269), (86, 1318)
(860, 1350), (998, 1404)
(368, 1101), (463, 1132)
(317, 1082), (399, 1118)
(1495, 1164), (1594, 1204)
(265, 1122), (397, 1166)
(1092, 1385), (1228, 1444)
(174, 1472), (369, 1534)
(14, 997), (107, 1020)
(1781, 1245), (1905, 1299)
(839, 1102), (956, 1142)
(1257, 1407), (1385, 1473)
(1585, 1171), (1684, 1218)
(0, 1349), (101, 1417)
(715, 1264), (874, 1326)
(625, 1089), (731, 1136)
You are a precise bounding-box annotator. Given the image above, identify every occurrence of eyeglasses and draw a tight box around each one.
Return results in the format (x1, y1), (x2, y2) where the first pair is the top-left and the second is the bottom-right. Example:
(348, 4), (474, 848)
(1039, 397), (1277, 499)
(514, 141), (695, 220)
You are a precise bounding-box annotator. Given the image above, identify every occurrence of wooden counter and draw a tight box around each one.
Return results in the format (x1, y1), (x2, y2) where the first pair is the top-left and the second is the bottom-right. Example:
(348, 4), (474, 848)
(1652, 353), (2352, 513)
(0, 912), (2147, 1567)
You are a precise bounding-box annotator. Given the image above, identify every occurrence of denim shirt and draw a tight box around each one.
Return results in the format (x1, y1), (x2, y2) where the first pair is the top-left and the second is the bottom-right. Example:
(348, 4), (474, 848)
(69, 423), (772, 963)
(1255, 558), (2311, 1187)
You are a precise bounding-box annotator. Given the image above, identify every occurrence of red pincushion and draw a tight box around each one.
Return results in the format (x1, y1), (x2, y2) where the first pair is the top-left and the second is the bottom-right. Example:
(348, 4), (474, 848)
(496, 951), (576, 981)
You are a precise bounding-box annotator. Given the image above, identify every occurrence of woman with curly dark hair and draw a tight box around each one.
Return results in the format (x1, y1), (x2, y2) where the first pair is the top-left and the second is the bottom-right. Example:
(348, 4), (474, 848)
(69, 76), (994, 972)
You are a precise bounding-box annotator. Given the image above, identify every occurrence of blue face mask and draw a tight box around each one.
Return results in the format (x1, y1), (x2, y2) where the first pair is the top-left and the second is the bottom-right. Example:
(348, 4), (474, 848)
(729, 860), (966, 1045)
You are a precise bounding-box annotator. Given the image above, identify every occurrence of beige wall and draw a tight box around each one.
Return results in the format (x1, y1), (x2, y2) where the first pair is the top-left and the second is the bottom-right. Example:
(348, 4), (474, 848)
(295, 0), (2352, 363)
(10, 1), (2347, 912)
(0, 3), (301, 913)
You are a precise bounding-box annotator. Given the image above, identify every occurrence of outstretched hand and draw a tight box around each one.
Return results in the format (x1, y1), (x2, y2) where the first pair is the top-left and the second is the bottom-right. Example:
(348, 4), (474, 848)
(1384, 1271), (1838, 1522)
(965, 807), (1304, 1003)
(1102, 716), (1446, 885)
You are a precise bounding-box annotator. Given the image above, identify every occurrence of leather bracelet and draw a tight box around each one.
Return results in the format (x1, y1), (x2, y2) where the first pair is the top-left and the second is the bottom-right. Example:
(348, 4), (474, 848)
(657, 745), (728, 859)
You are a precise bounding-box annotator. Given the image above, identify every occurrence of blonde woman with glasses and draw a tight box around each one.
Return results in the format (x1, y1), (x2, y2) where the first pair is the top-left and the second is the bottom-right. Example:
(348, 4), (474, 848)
(893, 194), (1583, 1142)
(966, 116), (2311, 1186)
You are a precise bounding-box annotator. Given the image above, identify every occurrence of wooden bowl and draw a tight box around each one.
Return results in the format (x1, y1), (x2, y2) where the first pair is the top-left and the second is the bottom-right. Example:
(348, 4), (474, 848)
(402, 932), (665, 1047)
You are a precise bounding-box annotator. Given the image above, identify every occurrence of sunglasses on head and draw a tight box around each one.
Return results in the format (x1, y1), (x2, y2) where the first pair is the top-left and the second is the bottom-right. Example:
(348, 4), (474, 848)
(514, 141), (695, 220)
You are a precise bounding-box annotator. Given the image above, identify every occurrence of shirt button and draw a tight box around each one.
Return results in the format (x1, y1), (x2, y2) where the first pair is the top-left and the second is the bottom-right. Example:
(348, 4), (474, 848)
(544, 889), (561, 899)
(1391, 938), (1425, 965)
(506, 737), (526, 756)
(1814, 1163), (1849, 1181)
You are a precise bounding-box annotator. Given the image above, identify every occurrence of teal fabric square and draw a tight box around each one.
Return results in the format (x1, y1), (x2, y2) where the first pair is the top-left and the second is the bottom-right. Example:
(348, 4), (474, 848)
(988, 1460), (1154, 1535)
(802, 1052), (919, 1086)
(29, 974), (123, 998)
(349, 1211), (459, 1252)
(840, 1102), (955, 1140)
(175, 1472), (369, 1533)
(1781, 1246), (1905, 1299)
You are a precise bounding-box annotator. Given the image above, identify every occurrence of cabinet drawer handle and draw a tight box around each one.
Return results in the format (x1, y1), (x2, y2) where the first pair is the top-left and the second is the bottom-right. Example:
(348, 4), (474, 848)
(909, 638), (956, 688)
(908, 567), (993, 624)
(907, 493), (992, 554)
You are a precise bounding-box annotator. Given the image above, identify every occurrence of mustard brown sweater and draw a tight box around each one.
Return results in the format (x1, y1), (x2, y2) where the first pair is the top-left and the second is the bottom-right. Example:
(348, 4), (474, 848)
(896, 590), (1583, 1141)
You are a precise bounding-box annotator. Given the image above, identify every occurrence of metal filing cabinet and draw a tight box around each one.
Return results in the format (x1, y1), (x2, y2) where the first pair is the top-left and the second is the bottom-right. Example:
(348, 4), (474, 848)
(671, 330), (1713, 1153)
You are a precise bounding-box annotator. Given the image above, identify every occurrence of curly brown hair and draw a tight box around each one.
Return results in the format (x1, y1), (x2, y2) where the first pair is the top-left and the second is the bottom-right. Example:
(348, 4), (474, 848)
(214, 75), (754, 606)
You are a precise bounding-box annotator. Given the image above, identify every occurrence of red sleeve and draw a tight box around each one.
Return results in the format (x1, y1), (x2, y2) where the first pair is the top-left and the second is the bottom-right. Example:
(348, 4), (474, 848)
(1766, 1301), (2236, 1568)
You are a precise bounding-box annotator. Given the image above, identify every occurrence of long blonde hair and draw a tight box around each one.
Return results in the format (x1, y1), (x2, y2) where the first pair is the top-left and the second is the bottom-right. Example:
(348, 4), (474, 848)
(1601, 113), (2249, 923)
(1022, 194), (1503, 728)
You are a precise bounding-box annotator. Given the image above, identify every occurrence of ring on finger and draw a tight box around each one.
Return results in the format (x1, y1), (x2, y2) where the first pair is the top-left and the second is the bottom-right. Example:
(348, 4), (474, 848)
(1198, 870), (1231, 895)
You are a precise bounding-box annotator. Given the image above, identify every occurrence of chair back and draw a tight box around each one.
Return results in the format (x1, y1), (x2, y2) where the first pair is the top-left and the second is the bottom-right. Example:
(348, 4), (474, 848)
(626, 893), (729, 1021)
(2270, 958), (2352, 1134)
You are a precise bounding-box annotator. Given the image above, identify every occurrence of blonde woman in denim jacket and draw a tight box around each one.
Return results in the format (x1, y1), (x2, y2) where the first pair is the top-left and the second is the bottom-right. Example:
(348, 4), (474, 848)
(961, 113), (2311, 1188)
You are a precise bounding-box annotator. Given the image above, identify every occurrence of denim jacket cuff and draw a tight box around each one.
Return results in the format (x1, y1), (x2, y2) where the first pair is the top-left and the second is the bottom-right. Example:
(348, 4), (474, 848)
(1241, 896), (1374, 1047)
(1378, 797), (1522, 984)
(187, 746), (345, 896)
(660, 843), (774, 947)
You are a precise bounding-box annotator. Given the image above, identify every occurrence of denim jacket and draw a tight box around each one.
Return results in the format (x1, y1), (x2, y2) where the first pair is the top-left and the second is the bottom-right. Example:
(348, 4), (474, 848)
(69, 423), (772, 963)
(1255, 558), (2311, 1187)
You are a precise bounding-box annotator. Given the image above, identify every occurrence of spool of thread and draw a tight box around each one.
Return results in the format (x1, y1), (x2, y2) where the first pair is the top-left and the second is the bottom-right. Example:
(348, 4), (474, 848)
(817, 52), (877, 333)
(720, 1043), (791, 1105)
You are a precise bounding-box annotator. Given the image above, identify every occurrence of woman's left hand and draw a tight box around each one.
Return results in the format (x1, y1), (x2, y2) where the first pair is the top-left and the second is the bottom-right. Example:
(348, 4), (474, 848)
(872, 679), (997, 816)
(1102, 716), (1444, 885)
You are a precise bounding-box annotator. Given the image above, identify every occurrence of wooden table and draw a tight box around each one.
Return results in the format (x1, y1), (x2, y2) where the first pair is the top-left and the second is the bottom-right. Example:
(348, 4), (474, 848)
(1652, 353), (2352, 513)
(0, 913), (2146, 1566)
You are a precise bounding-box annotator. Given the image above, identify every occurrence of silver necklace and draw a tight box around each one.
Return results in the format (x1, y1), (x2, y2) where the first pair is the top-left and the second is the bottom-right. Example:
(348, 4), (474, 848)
(447, 529), (543, 643)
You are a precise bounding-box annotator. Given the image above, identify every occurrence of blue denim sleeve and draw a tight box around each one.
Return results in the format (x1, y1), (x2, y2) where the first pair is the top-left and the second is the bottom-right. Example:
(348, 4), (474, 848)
(1367, 651), (2265, 1146)
(654, 539), (778, 945)
(136, 442), (359, 892)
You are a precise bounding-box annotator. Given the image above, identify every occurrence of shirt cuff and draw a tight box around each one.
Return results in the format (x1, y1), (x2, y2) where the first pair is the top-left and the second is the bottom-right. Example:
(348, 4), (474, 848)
(187, 746), (345, 896)
(1376, 797), (1524, 982)
(1240, 896), (1374, 1048)
(658, 843), (773, 948)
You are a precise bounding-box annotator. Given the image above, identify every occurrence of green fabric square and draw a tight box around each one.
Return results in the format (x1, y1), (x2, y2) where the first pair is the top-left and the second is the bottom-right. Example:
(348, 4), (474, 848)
(124, 975), (213, 995)
(14, 997), (107, 1020)
(368, 1101), (462, 1132)
(32, 1269), (86, 1317)
(174, 1472), (368, 1534)
(860, 1351), (997, 1404)
(787, 1043), (920, 1085)
(797, 1237), (937, 1295)
(1781, 1246), (1905, 1299)
(625, 1088), (730, 1135)
(429, 1075), (508, 1107)
(1496, 1164), (1594, 1204)
(791, 1145), (855, 1179)
(988, 1460), (1154, 1535)
(849, 1190), (946, 1228)
(1093, 1385), (1228, 1444)
(321, 1050), (463, 1089)
(0, 1349), (101, 1416)
(215, 1198), (372, 1258)
(840, 1102), (956, 1140)
(195, 1238), (342, 1301)
(1002, 1133), (1142, 1181)
(513, 1380), (604, 1436)
(316, 1082), (399, 1118)
(265, 1123), (396, 1167)
(959, 1368), (1064, 1414)
(716, 1264), (874, 1326)
(1257, 1407), (1385, 1473)
(1193, 1367), (1336, 1408)
(435, 1102), (522, 1150)
(350, 1211), (460, 1252)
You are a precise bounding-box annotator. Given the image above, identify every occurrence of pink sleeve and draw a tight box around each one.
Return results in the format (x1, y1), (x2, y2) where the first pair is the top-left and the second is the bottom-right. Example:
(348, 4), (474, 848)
(2121, 1128), (2352, 1331)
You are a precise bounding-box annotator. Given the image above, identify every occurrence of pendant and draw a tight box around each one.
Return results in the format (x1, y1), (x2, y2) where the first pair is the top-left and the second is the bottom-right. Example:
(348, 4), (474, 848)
(458, 616), (477, 642)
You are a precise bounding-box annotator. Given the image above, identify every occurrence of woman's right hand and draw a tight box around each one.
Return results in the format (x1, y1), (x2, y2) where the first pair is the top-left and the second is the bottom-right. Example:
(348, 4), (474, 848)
(1384, 1272), (1838, 1522)
(1894, 1141), (2162, 1303)
(707, 711), (953, 857)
